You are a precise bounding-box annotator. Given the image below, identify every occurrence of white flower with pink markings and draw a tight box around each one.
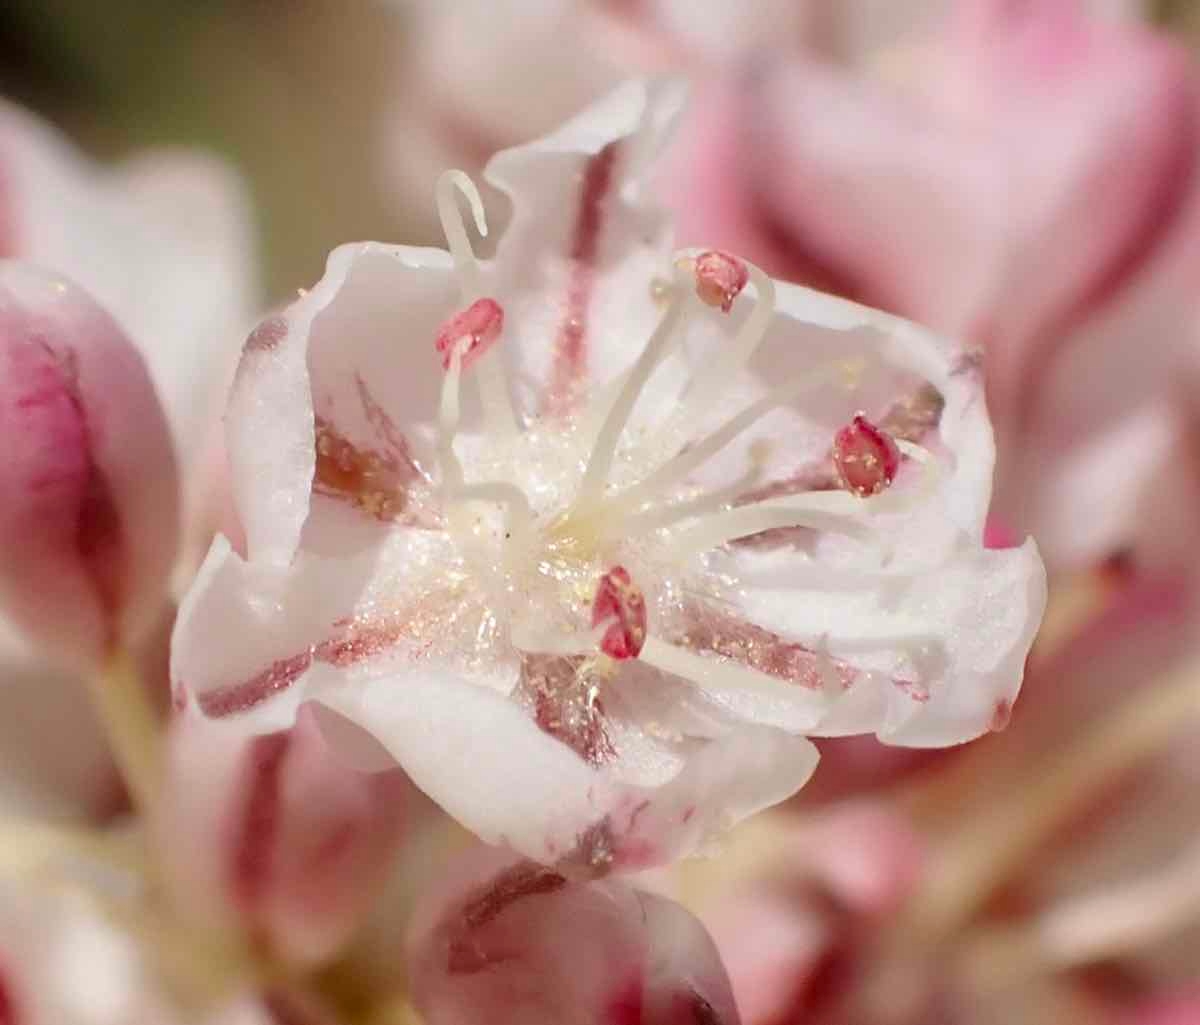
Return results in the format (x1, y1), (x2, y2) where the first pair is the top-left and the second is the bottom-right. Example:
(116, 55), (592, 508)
(173, 81), (1045, 870)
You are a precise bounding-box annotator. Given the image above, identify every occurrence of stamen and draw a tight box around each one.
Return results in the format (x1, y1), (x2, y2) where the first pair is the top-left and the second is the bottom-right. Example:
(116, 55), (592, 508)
(575, 261), (690, 504)
(609, 362), (842, 514)
(664, 490), (876, 562)
(834, 414), (901, 497)
(435, 172), (519, 435)
(694, 250), (749, 312)
(591, 566), (648, 660)
(661, 440), (939, 562)
(437, 337), (470, 490)
(668, 257), (776, 435)
(609, 443), (768, 539)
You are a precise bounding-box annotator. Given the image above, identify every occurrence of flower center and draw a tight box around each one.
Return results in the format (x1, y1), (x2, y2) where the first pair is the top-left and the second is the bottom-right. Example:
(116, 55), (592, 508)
(426, 171), (940, 749)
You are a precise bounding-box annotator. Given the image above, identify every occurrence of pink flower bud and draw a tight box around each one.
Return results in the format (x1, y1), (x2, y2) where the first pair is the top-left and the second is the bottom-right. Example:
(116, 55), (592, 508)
(0, 262), (178, 670)
(156, 705), (408, 967)
(407, 845), (741, 1025)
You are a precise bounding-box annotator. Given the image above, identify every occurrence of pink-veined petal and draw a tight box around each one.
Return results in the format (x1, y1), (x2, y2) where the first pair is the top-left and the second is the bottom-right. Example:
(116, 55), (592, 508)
(0, 263), (178, 668)
(156, 705), (407, 967)
(485, 79), (689, 416)
(228, 243), (455, 565)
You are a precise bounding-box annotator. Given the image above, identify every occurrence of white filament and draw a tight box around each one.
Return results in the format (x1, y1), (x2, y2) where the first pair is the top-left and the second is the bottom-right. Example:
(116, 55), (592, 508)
(436, 170), (488, 300)
(639, 636), (828, 724)
(576, 262), (690, 504)
(670, 259), (776, 430)
(664, 490), (877, 562)
(437, 339), (468, 492)
(610, 448), (767, 539)
(608, 361), (844, 515)
(436, 169), (518, 436)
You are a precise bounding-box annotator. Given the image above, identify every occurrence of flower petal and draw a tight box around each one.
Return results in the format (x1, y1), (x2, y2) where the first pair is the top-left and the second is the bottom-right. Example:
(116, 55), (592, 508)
(485, 79), (689, 415)
(228, 243), (455, 565)
(156, 705), (407, 967)
(0, 263), (179, 667)
(318, 667), (818, 869)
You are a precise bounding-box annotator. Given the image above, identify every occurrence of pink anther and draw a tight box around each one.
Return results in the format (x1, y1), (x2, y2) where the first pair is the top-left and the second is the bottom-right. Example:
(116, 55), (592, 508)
(435, 298), (504, 371)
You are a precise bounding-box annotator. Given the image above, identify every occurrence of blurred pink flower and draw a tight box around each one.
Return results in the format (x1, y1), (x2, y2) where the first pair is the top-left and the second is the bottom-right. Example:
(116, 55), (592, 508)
(0, 263), (179, 816)
(0, 263), (179, 669)
(406, 843), (740, 1025)
(0, 871), (351, 1024)
(0, 102), (256, 820)
(0, 880), (176, 1025)
(700, 803), (923, 1025)
(155, 705), (408, 968)
(174, 81), (1043, 869)
(381, 0), (957, 230)
(1122, 994), (1200, 1025)
(669, 0), (1200, 571)
(0, 101), (255, 502)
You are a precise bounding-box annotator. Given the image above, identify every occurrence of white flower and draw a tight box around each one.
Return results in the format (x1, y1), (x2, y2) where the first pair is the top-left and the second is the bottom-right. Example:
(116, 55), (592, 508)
(174, 81), (1045, 870)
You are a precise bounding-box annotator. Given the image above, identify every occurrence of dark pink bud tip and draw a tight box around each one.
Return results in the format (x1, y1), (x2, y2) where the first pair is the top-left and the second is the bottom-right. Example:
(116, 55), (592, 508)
(592, 566), (648, 661)
(435, 298), (504, 371)
(694, 251), (749, 313)
(833, 414), (901, 497)
(990, 698), (1013, 733)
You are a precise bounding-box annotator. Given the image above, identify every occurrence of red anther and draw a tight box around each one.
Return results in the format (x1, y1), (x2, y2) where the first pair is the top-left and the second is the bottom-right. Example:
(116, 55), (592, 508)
(592, 566), (648, 661)
(694, 250), (749, 313)
(435, 298), (504, 371)
(833, 414), (901, 497)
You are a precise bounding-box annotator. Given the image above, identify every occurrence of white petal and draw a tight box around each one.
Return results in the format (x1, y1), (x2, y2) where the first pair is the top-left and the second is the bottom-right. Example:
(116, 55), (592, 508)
(485, 80), (690, 412)
(227, 243), (456, 564)
(735, 537), (1046, 746)
(320, 669), (818, 868)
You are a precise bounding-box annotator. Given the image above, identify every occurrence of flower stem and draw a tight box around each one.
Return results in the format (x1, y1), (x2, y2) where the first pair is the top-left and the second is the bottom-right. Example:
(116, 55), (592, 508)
(89, 648), (162, 814)
(909, 662), (1200, 941)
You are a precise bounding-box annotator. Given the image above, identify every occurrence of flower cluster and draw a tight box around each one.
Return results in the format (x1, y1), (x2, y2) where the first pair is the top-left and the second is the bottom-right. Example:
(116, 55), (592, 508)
(17, 0), (1200, 1019)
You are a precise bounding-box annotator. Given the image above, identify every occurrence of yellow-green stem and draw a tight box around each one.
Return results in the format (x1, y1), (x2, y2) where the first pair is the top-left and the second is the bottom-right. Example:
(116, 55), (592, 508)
(90, 647), (162, 815)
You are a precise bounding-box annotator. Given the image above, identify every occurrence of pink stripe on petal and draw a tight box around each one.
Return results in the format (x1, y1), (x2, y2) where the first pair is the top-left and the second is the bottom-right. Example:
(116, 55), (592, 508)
(544, 142), (620, 417)
(680, 604), (857, 694)
(197, 652), (314, 718)
(2, 334), (125, 651)
(195, 584), (473, 719)
(230, 732), (292, 919)
(0, 964), (18, 1025)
